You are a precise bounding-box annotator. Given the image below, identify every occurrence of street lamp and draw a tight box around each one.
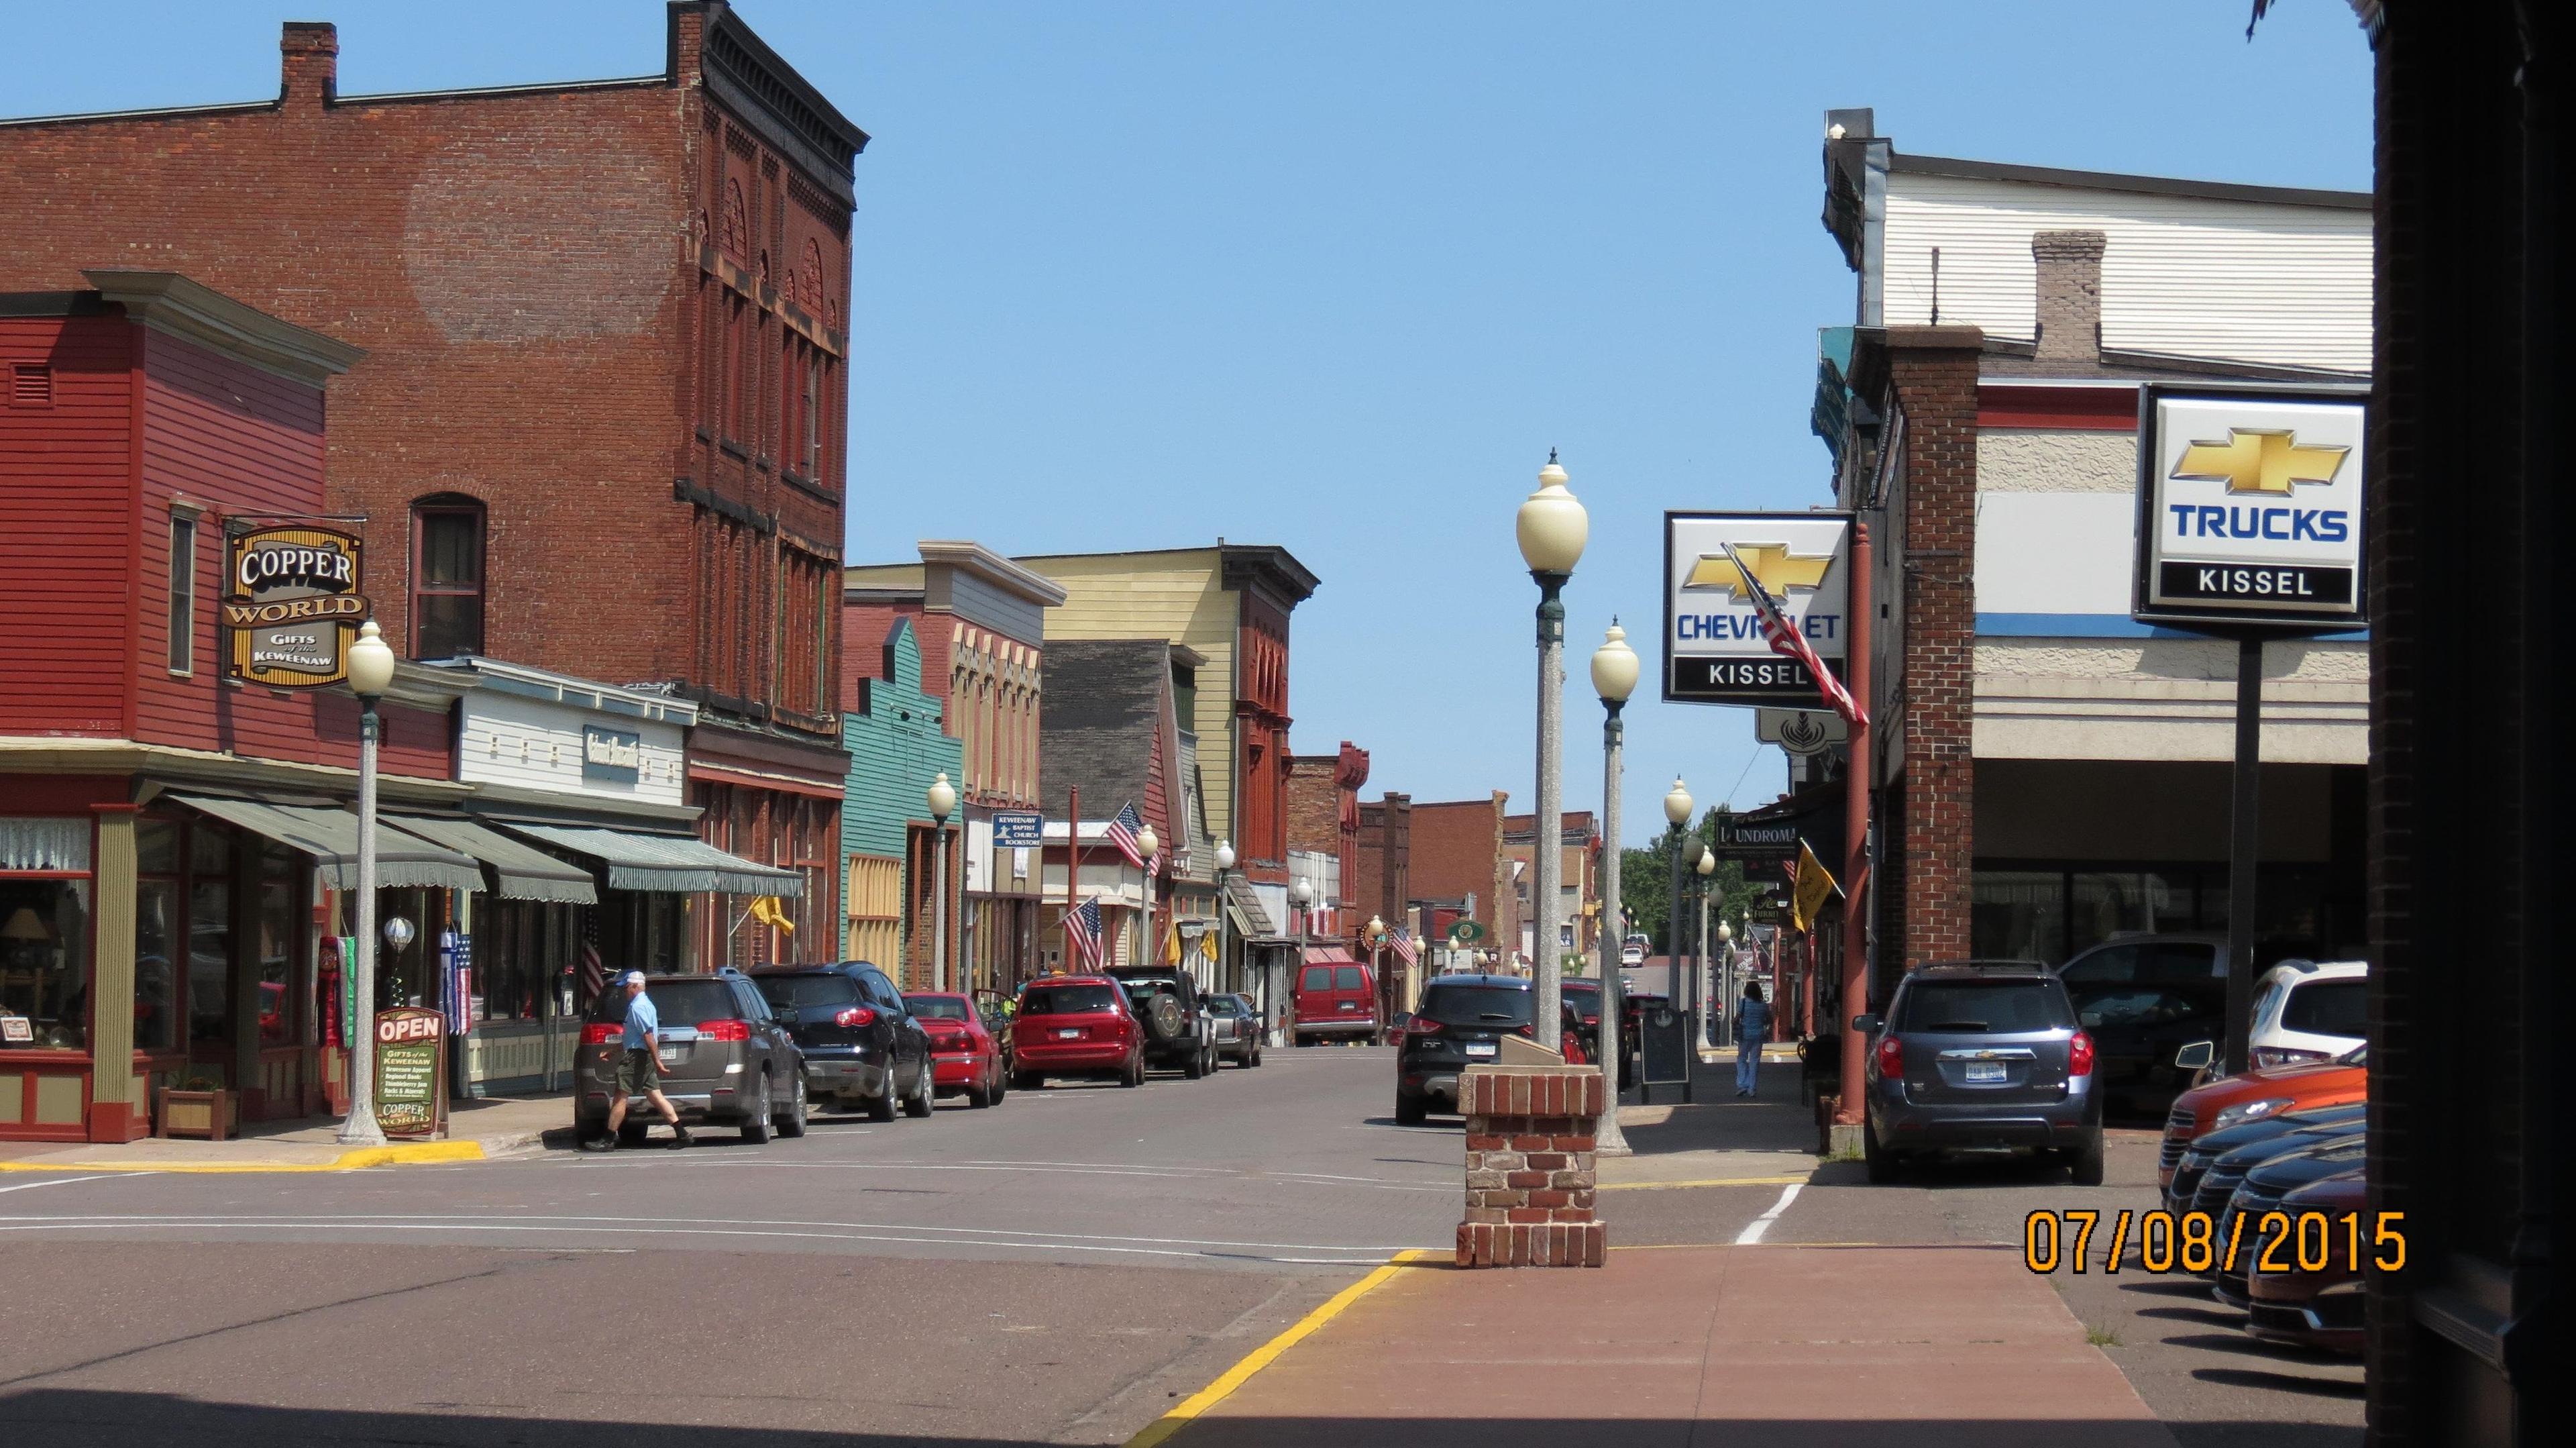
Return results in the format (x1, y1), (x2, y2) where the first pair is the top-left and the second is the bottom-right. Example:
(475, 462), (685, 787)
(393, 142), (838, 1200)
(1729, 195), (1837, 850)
(1660, 778), (1693, 1105)
(1289, 874), (1314, 1048)
(1213, 839), (1236, 996)
(1694, 844), (1717, 1049)
(926, 772), (957, 992)
(1589, 622), (1638, 1155)
(1136, 823), (1159, 973)
(1714, 917), (1736, 1047)
(1517, 450), (1586, 1049)
(337, 620), (397, 1147)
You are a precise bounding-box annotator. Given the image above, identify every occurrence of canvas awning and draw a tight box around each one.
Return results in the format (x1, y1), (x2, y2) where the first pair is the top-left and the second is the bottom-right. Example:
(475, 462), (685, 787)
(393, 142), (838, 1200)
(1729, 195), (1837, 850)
(384, 815), (598, 905)
(1301, 945), (1362, 967)
(494, 821), (802, 898)
(171, 794), (486, 894)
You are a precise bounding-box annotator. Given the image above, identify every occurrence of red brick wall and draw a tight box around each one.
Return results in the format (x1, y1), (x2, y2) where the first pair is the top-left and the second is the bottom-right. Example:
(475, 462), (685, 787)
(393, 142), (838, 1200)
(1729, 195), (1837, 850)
(1410, 794), (1511, 947)
(1356, 793), (1411, 931)
(1884, 329), (1983, 971)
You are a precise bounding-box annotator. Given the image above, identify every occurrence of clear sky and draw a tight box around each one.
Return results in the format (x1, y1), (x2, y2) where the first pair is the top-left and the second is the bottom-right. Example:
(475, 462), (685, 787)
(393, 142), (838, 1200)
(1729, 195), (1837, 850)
(8, 1), (2376, 843)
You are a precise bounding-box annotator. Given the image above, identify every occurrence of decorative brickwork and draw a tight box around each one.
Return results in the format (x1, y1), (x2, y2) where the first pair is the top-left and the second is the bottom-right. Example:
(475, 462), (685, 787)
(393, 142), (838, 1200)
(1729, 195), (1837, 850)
(1455, 1065), (1607, 1268)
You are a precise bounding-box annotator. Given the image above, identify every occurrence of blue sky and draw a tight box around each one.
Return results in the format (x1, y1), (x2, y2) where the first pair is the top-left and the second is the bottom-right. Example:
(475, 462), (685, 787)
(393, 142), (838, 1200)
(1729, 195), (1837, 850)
(10, 1), (2375, 843)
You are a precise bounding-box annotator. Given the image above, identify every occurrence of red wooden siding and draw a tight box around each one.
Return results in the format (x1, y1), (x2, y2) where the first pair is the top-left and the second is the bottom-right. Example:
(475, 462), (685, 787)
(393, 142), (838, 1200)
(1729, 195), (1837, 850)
(0, 315), (134, 736)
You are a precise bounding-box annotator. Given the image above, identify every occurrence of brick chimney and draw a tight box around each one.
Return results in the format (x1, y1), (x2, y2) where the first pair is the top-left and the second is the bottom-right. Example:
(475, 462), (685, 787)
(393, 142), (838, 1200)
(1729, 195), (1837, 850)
(2031, 229), (2106, 364)
(280, 21), (339, 109)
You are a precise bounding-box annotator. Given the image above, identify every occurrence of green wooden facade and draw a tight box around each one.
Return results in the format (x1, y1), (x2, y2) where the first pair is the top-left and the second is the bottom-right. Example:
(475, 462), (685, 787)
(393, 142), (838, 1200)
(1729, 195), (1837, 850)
(843, 618), (963, 865)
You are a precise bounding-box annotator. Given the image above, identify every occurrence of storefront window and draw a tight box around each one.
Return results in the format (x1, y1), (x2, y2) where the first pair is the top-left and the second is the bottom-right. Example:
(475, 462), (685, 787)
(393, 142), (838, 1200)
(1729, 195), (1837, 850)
(188, 876), (233, 1043)
(2068, 871), (2190, 958)
(1971, 870), (2066, 964)
(136, 817), (179, 875)
(134, 878), (180, 1052)
(1, 876), (91, 1051)
(256, 876), (295, 1046)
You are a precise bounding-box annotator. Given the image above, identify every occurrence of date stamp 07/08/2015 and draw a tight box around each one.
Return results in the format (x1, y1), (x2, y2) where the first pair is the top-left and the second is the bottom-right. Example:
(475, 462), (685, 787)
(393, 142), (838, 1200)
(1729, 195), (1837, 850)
(2022, 1209), (2408, 1276)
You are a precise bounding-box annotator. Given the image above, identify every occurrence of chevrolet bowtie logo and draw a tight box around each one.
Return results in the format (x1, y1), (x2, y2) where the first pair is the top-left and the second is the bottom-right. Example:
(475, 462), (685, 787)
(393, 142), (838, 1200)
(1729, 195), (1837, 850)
(1684, 544), (1831, 601)
(2172, 428), (2348, 497)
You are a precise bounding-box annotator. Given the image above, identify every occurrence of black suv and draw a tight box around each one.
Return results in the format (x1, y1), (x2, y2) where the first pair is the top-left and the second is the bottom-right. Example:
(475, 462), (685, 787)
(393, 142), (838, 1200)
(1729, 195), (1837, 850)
(750, 963), (934, 1121)
(1104, 965), (1216, 1078)
(576, 970), (806, 1145)
(1393, 973), (1536, 1125)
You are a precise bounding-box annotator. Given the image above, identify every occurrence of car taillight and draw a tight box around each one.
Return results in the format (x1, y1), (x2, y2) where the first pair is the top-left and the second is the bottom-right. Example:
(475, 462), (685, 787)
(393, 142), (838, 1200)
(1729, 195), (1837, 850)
(1407, 1017), (1443, 1036)
(834, 1006), (877, 1028)
(1874, 1033), (1903, 1080)
(697, 1019), (751, 1041)
(580, 1023), (619, 1045)
(2069, 1030), (2096, 1078)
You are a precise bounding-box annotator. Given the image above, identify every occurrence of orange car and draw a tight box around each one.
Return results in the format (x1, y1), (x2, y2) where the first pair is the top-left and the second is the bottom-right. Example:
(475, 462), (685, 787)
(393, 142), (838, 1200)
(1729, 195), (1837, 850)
(2156, 1045), (2366, 1191)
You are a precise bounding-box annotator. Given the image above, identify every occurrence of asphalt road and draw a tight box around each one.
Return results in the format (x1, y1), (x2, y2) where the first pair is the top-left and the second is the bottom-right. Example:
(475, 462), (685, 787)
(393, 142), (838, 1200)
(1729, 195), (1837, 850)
(0, 1044), (1454, 1447)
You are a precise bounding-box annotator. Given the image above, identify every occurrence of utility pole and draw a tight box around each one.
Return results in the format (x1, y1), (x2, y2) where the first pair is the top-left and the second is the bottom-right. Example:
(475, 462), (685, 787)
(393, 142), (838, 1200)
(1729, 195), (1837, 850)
(1835, 522), (1874, 1137)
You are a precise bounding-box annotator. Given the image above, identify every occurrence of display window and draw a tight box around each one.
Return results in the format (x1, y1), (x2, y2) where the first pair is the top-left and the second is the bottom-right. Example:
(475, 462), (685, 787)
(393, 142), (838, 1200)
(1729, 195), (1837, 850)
(0, 818), (94, 1051)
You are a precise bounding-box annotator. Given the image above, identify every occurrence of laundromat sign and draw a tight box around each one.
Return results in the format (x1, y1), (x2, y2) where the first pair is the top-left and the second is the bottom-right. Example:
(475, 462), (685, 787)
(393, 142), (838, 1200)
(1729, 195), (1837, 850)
(225, 523), (370, 687)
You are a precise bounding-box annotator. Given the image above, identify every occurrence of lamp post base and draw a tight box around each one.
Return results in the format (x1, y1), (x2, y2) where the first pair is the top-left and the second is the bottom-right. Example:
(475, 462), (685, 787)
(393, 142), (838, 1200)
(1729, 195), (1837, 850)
(335, 1110), (386, 1149)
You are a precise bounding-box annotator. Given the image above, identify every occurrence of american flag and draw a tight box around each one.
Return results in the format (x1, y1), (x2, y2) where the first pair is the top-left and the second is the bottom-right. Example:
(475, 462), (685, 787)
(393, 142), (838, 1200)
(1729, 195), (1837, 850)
(1388, 929), (1419, 966)
(578, 909), (607, 1008)
(1721, 540), (1868, 729)
(1104, 802), (1146, 870)
(1063, 896), (1105, 969)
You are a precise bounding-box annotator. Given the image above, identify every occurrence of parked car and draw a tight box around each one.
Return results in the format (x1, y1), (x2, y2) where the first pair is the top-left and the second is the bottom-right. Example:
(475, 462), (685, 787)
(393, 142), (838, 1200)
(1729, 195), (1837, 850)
(2210, 1131), (2369, 1308)
(1012, 975), (1145, 1088)
(904, 991), (1006, 1108)
(2157, 1044), (2367, 1192)
(1207, 992), (1264, 1069)
(749, 963), (933, 1122)
(1293, 954), (1380, 1045)
(2054, 933), (2227, 1118)
(578, 970), (807, 1145)
(1850, 960), (2103, 1185)
(2164, 1100), (2367, 1214)
(2182, 1116), (2369, 1227)
(2245, 1168), (2369, 1355)
(2247, 960), (2369, 1069)
(1393, 973), (1536, 1125)
(1104, 964), (1216, 1077)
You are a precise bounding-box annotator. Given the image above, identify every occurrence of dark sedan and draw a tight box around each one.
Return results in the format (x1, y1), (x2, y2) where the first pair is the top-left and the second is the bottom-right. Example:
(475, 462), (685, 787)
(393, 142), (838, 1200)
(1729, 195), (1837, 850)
(750, 963), (934, 1122)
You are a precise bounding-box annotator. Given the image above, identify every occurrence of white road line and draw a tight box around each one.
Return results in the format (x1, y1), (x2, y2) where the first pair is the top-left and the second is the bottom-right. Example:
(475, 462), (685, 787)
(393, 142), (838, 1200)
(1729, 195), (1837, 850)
(1733, 1182), (1803, 1245)
(0, 1173), (147, 1195)
(540, 1158), (1452, 1192)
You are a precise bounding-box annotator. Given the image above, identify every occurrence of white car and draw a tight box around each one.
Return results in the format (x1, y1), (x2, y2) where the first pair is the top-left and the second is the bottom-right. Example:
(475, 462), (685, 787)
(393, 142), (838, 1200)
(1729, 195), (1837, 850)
(2247, 960), (2368, 1069)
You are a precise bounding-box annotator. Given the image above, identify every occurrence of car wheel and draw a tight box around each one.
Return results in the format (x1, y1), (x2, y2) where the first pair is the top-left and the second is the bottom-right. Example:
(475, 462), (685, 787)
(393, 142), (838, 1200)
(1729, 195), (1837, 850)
(1395, 1090), (1428, 1127)
(991, 1061), (1009, 1102)
(1121, 1050), (1144, 1088)
(866, 1066), (900, 1123)
(2069, 1126), (2106, 1186)
(1863, 1116), (1896, 1184)
(1182, 1042), (1206, 1079)
(967, 1064), (995, 1108)
(1014, 1070), (1044, 1092)
(1249, 1041), (1263, 1068)
(903, 1059), (936, 1118)
(775, 1073), (808, 1139)
(740, 1071), (775, 1144)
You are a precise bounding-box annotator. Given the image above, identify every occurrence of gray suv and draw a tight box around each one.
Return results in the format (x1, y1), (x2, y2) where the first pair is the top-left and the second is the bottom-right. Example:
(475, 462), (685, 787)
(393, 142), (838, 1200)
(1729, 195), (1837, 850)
(577, 971), (808, 1146)
(1852, 962), (2102, 1185)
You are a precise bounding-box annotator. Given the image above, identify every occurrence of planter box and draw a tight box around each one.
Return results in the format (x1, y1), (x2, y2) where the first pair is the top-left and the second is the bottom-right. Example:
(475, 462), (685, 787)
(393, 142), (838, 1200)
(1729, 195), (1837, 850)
(158, 1087), (235, 1141)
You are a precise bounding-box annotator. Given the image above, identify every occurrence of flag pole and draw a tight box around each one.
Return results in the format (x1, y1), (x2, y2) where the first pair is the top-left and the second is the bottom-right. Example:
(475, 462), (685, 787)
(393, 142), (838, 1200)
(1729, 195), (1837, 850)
(1835, 522), (1873, 1137)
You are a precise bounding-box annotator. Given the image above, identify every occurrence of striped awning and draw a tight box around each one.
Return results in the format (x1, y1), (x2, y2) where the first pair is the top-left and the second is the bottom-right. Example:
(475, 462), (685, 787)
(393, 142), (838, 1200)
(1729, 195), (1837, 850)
(494, 821), (802, 898)
(384, 815), (598, 905)
(170, 794), (486, 894)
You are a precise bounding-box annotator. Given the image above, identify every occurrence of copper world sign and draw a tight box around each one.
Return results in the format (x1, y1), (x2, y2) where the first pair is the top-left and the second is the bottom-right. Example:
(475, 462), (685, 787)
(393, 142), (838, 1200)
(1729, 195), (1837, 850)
(224, 523), (369, 687)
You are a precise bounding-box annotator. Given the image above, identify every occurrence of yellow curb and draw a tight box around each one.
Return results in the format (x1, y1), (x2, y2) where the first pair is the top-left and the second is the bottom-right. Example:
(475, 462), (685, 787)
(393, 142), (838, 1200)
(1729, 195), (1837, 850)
(1596, 1173), (1814, 1192)
(0, 1139), (486, 1174)
(1126, 1247), (1436, 1448)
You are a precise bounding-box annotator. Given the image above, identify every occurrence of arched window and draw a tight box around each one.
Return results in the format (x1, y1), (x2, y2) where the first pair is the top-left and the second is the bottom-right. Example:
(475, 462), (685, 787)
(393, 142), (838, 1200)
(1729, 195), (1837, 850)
(411, 495), (486, 659)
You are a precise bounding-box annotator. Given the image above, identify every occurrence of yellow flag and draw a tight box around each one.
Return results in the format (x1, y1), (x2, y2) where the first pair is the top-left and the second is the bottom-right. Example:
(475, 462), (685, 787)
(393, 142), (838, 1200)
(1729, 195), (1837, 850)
(1791, 841), (1838, 933)
(1163, 917), (1183, 966)
(750, 895), (796, 934)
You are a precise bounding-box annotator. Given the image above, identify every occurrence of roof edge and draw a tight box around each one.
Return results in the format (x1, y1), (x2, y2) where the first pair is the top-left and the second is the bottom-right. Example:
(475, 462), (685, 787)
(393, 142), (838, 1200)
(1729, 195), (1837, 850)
(83, 269), (366, 384)
(916, 538), (1071, 607)
(1890, 150), (2370, 211)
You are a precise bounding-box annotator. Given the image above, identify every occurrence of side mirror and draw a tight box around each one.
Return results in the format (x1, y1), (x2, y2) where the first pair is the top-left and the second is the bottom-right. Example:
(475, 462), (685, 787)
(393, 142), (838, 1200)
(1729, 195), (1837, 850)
(2174, 1040), (2215, 1070)
(1851, 1013), (1884, 1035)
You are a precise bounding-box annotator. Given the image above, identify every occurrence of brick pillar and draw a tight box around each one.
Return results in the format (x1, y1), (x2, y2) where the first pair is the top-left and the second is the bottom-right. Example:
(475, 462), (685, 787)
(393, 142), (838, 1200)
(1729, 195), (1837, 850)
(1884, 327), (1984, 969)
(1457, 1064), (1607, 1268)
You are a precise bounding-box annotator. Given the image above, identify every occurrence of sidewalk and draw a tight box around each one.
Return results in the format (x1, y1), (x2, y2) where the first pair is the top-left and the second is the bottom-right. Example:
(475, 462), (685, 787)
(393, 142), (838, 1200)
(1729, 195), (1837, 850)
(1159, 1243), (2174, 1448)
(1599, 1054), (1818, 1189)
(0, 1091), (569, 1172)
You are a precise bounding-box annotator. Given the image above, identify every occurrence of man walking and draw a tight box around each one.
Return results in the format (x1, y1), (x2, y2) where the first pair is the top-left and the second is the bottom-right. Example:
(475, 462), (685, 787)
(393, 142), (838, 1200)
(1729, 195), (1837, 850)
(591, 970), (690, 1150)
(1733, 981), (1772, 1099)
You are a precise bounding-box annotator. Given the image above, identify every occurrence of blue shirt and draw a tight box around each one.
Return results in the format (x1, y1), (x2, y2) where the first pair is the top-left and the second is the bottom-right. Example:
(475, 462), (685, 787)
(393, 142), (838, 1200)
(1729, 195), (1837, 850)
(1734, 998), (1772, 1045)
(621, 989), (659, 1050)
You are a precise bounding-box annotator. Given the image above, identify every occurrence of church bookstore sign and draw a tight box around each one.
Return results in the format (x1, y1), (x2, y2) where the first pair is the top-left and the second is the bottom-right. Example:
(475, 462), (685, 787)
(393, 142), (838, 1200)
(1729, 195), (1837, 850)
(225, 523), (370, 686)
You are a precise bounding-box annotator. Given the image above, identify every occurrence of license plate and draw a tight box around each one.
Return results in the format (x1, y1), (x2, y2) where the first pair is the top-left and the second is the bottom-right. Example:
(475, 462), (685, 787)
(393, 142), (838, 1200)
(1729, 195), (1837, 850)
(1057, 1027), (1081, 1039)
(1464, 1042), (1497, 1058)
(1965, 1060), (2007, 1084)
(1339, 1002), (1356, 1011)
(659, 1048), (684, 1066)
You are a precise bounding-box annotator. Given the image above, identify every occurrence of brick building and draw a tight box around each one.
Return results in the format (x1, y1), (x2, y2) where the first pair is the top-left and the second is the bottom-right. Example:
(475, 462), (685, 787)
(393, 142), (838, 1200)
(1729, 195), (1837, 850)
(1408, 793), (1516, 972)
(1807, 115), (2371, 1006)
(1503, 811), (1600, 972)
(1285, 743), (1370, 945)
(0, 3), (867, 967)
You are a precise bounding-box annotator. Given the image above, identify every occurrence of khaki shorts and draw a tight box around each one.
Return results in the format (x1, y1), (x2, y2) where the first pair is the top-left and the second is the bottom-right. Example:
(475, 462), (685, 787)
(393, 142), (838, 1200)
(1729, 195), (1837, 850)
(614, 1047), (661, 1095)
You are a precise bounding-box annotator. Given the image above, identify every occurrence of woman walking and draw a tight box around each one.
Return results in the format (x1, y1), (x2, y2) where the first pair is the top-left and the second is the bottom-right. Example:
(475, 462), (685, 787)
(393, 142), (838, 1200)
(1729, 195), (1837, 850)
(1733, 982), (1772, 1099)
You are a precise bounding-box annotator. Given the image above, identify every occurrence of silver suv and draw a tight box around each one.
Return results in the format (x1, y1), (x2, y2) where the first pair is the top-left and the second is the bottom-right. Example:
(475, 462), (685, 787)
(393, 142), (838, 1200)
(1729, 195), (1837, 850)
(1852, 962), (2102, 1184)
(577, 971), (808, 1145)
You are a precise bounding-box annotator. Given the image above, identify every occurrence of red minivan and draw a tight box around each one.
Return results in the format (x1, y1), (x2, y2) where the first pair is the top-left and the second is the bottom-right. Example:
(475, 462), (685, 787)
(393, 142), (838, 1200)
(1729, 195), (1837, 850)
(1293, 950), (1379, 1046)
(1010, 975), (1145, 1089)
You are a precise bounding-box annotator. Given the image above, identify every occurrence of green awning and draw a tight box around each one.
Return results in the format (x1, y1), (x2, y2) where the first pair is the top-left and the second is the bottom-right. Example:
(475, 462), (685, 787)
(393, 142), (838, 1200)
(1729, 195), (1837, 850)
(171, 794), (486, 894)
(493, 821), (803, 898)
(384, 815), (598, 905)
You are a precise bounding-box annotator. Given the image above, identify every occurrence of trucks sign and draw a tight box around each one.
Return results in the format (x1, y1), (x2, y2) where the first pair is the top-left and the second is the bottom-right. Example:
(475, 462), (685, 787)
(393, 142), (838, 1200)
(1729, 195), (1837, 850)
(2133, 384), (2369, 631)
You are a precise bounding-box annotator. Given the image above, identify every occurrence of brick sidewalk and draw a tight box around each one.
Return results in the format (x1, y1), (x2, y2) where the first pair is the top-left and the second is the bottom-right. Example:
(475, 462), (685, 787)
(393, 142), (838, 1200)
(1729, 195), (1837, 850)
(0, 1092), (567, 1170)
(1164, 1243), (2176, 1448)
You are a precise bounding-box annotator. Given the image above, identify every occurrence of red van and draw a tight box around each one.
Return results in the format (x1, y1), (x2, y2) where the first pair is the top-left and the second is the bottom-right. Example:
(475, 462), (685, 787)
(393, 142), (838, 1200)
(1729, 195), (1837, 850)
(1293, 949), (1379, 1046)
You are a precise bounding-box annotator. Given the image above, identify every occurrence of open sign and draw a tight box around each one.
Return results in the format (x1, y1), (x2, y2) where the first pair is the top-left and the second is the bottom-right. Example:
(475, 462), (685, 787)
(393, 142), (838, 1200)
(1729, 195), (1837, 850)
(376, 1009), (445, 1044)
